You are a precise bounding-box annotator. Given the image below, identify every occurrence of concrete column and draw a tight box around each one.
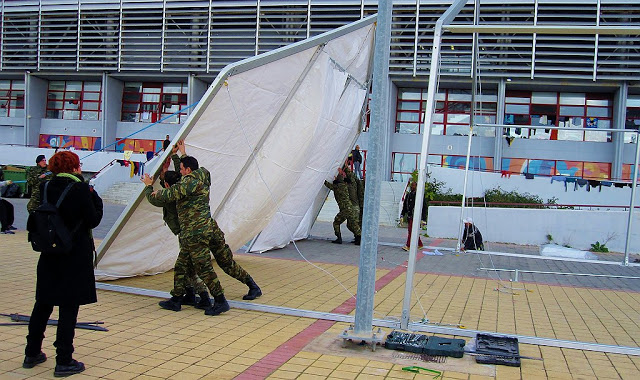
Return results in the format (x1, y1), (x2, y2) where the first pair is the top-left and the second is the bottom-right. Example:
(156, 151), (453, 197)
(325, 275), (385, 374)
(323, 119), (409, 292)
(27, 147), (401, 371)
(187, 75), (208, 114)
(611, 81), (628, 181)
(25, 73), (48, 147)
(102, 74), (124, 151)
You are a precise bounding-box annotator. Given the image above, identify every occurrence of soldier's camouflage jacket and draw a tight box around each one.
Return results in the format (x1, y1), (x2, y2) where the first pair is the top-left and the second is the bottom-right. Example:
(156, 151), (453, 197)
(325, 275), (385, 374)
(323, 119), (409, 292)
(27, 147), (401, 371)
(144, 154), (182, 235)
(344, 170), (360, 206)
(153, 166), (213, 238)
(26, 165), (50, 213)
(324, 176), (352, 212)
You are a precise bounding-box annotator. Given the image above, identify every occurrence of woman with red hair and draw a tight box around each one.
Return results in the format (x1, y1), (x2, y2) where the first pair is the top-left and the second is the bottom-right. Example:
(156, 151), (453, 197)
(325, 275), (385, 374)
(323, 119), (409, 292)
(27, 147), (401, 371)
(23, 150), (103, 377)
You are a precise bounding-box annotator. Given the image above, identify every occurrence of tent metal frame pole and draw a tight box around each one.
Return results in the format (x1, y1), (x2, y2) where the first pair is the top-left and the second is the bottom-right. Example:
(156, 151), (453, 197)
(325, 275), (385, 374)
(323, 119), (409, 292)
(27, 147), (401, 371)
(457, 0), (479, 252)
(95, 282), (640, 357)
(624, 138), (640, 265)
(478, 267), (640, 280)
(400, 0), (468, 331)
(444, 24), (640, 35)
(353, 1), (391, 337)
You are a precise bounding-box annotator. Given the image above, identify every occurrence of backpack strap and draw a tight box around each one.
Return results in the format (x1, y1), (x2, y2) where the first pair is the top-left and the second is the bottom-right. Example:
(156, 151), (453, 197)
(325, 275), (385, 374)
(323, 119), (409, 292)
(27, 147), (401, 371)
(56, 183), (76, 208)
(42, 181), (50, 204)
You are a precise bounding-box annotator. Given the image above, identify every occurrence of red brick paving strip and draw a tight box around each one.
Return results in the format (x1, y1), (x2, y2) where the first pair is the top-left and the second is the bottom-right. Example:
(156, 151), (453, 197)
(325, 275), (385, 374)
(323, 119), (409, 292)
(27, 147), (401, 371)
(235, 240), (442, 380)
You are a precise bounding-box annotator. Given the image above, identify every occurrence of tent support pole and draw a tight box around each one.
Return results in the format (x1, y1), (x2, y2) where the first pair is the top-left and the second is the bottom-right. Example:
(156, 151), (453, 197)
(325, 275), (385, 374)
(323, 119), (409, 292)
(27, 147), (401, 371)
(352, 1), (391, 337)
(457, 0), (480, 251)
(400, 0), (468, 331)
(623, 137), (640, 265)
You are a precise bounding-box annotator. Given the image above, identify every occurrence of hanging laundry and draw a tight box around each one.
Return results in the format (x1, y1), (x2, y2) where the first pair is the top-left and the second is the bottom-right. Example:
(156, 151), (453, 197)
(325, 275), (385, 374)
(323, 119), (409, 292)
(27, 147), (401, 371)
(130, 163), (134, 178)
(614, 183), (625, 188)
(565, 177), (577, 192)
(576, 178), (588, 191)
(601, 181), (612, 188)
(524, 173), (534, 179)
(133, 162), (140, 176)
(587, 180), (600, 192)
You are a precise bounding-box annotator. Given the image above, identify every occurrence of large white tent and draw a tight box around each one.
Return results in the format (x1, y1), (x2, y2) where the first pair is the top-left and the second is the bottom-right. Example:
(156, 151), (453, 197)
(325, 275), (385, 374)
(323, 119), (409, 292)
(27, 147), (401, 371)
(94, 16), (376, 280)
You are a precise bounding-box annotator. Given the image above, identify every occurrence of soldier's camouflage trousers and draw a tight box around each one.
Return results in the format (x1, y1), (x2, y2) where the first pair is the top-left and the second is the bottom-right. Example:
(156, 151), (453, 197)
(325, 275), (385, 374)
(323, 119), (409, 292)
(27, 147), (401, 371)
(209, 220), (251, 284)
(178, 221), (251, 297)
(170, 248), (207, 297)
(333, 204), (361, 237)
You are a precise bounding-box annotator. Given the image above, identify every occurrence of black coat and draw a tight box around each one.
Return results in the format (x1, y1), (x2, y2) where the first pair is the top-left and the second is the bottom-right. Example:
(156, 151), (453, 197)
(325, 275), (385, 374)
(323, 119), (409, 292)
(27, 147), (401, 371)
(34, 175), (103, 306)
(401, 190), (426, 221)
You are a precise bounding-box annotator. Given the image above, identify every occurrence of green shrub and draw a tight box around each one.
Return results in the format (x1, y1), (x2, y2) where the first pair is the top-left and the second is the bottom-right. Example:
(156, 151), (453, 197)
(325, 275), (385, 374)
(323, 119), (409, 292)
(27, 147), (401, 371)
(590, 241), (609, 253)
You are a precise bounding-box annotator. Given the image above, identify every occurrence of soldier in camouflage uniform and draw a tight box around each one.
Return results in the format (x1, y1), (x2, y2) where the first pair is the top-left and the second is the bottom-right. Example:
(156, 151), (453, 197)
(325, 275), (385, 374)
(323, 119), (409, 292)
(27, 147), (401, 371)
(344, 166), (361, 227)
(324, 168), (361, 245)
(26, 155), (50, 213)
(141, 147), (210, 311)
(152, 141), (261, 316)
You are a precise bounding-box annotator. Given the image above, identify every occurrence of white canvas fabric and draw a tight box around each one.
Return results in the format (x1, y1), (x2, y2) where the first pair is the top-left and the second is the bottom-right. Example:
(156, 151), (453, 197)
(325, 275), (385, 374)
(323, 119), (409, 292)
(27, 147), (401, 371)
(94, 17), (375, 280)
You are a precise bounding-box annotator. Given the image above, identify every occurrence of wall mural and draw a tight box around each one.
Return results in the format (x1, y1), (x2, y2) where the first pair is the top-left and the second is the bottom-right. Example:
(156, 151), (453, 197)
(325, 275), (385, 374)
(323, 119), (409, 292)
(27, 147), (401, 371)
(115, 138), (163, 153)
(39, 134), (101, 150)
(443, 156), (494, 172)
(501, 158), (611, 179)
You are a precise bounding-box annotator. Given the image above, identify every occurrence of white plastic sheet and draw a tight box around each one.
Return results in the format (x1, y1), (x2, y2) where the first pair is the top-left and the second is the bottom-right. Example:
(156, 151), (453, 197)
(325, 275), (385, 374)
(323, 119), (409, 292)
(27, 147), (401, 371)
(94, 18), (375, 280)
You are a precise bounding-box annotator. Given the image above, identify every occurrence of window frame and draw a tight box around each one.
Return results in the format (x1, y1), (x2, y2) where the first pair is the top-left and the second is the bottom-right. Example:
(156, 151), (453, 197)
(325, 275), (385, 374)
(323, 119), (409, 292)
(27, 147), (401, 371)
(121, 82), (188, 124)
(45, 80), (102, 121)
(0, 79), (25, 118)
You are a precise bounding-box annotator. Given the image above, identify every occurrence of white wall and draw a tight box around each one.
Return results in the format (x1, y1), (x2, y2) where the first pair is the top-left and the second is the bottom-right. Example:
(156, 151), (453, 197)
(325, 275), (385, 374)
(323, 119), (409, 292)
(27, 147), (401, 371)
(427, 205), (640, 254)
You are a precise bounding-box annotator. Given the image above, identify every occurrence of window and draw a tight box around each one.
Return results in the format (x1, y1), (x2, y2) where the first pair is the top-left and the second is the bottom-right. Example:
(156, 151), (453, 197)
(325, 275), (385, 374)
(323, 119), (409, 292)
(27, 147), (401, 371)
(122, 82), (188, 123)
(625, 95), (640, 144)
(46, 81), (102, 120)
(0, 80), (25, 118)
(391, 152), (442, 181)
(395, 88), (496, 136)
(504, 91), (613, 142)
(392, 152), (420, 182)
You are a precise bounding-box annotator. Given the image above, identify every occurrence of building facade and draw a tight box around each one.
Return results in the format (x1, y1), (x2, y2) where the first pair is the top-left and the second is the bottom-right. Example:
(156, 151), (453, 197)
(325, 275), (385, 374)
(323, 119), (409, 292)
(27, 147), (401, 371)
(0, 0), (638, 181)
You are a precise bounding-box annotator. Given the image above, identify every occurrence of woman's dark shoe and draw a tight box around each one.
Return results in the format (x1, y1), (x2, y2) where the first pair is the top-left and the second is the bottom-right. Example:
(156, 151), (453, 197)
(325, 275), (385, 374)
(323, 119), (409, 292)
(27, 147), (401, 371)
(54, 359), (85, 377)
(23, 352), (47, 368)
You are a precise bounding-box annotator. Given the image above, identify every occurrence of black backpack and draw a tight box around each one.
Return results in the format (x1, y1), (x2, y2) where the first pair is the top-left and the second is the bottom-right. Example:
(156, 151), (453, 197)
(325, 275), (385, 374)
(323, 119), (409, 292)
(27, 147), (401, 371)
(27, 182), (79, 255)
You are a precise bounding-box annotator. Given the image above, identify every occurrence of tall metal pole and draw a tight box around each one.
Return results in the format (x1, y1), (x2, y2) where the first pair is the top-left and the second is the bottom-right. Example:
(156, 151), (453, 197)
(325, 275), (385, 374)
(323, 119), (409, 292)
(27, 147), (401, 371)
(400, 0), (469, 330)
(353, 1), (392, 335)
(623, 138), (640, 265)
(456, 0), (480, 252)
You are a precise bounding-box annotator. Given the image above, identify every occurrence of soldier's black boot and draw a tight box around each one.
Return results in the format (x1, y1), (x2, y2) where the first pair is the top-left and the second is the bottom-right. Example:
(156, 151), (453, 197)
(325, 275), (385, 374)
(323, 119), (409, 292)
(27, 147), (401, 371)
(331, 233), (342, 244)
(353, 235), (361, 246)
(195, 292), (212, 309)
(158, 296), (182, 311)
(182, 287), (197, 306)
(205, 294), (230, 316)
(243, 277), (262, 300)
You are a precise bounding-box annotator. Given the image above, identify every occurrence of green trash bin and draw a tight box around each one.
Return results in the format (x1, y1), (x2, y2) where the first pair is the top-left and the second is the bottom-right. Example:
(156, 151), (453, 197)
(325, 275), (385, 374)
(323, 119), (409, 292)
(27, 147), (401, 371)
(1, 167), (28, 197)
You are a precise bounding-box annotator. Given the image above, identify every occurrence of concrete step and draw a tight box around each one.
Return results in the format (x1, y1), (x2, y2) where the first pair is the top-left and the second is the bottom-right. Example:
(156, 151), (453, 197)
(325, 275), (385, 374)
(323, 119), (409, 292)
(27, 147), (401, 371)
(101, 181), (143, 205)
